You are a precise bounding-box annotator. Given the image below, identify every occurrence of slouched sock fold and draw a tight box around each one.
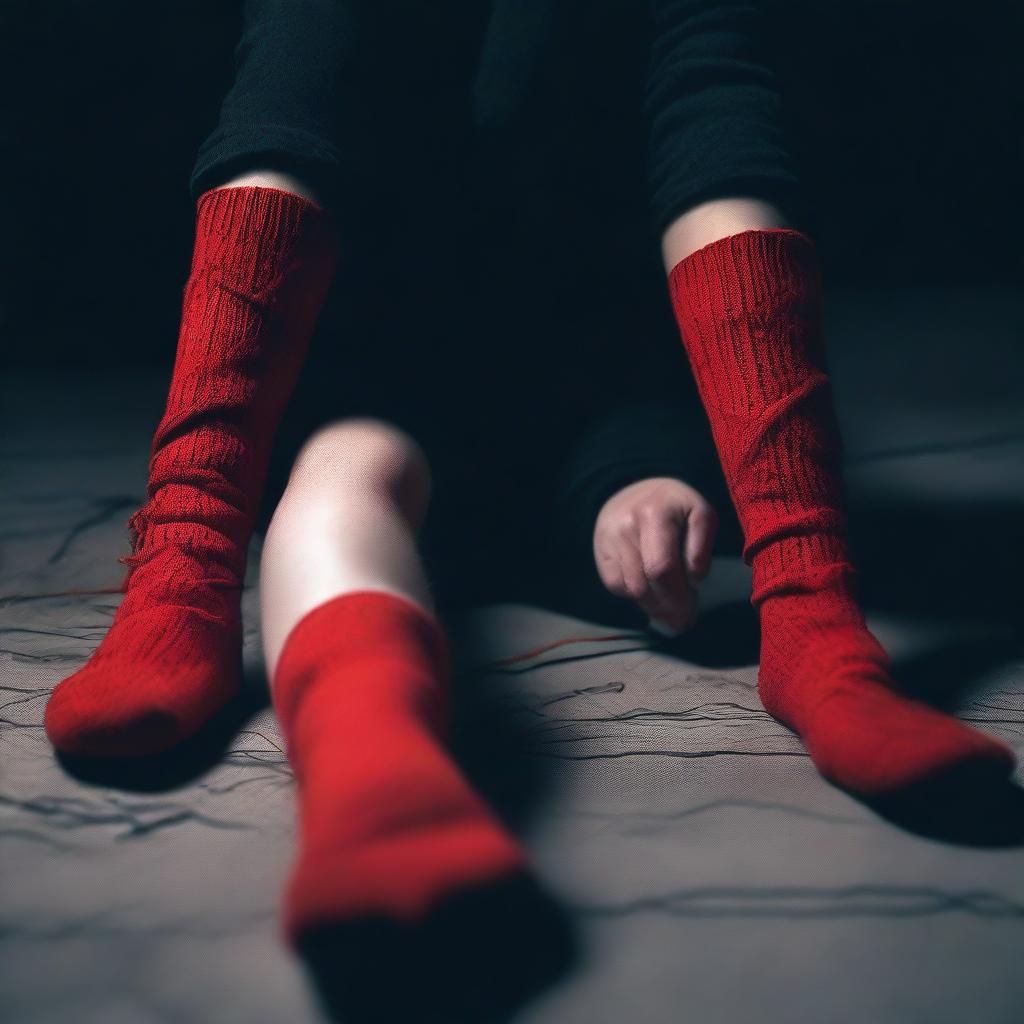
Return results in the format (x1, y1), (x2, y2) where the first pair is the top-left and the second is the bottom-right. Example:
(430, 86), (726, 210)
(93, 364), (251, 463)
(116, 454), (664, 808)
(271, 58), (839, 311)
(45, 186), (338, 757)
(668, 229), (1014, 796)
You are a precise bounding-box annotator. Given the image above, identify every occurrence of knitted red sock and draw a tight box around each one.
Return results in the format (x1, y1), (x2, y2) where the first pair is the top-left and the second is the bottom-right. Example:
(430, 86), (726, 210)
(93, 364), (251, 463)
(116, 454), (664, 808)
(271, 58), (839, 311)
(45, 186), (338, 757)
(668, 228), (1015, 796)
(271, 589), (529, 947)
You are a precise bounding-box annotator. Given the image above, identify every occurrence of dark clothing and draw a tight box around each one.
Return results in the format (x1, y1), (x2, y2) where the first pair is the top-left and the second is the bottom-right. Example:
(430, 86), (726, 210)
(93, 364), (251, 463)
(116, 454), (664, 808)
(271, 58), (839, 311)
(191, 2), (804, 238)
(191, 1), (799, 616)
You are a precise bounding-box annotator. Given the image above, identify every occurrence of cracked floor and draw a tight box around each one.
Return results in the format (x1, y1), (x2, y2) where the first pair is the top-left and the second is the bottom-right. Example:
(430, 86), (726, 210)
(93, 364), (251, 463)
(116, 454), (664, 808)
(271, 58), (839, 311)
(3, 286), (1024, 1023)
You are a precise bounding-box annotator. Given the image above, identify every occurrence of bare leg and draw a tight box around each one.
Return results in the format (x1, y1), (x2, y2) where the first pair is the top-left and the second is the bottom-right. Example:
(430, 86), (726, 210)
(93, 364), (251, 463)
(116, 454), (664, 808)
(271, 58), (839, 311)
(216, 169), (325, 207)
(260, 417), (436, 678)
(260, 417), (532, 957)
(661, 195), (788, 268)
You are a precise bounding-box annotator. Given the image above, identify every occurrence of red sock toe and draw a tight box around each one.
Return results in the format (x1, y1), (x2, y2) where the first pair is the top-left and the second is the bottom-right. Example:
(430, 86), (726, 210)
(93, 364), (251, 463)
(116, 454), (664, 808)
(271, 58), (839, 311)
(271, 590), (530, 948)
(44, 547), (243, 757)
(759, 591), (1015, 795)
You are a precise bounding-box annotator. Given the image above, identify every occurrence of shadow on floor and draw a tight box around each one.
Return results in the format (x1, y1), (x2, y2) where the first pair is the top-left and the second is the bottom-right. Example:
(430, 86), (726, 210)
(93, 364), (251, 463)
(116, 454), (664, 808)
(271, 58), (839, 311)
(299, 872), (578, 1024)
(864, 760), (1024, 848)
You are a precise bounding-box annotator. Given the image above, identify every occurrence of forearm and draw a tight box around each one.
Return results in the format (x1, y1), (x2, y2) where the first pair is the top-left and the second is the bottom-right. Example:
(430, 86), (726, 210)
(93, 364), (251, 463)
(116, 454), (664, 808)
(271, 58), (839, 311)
(661, 195), (791, 272)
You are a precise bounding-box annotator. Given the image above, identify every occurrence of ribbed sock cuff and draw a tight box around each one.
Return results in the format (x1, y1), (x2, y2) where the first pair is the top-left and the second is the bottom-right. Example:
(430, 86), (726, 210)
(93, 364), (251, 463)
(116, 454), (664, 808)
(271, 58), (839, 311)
(191, 185), (339, 297)
(668, 228), (820, 315)
(271, 589), (451, 739)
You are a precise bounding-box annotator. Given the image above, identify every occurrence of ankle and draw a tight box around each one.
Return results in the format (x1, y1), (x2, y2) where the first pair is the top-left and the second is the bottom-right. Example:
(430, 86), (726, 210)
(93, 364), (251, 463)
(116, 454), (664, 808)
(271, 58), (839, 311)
(756, 587), (887, 714)
(758, 580), (865, 633)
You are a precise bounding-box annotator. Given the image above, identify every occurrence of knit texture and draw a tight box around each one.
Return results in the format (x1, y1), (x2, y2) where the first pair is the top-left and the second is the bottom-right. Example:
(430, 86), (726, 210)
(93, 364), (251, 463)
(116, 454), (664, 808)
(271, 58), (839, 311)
(45, 186), (338, 757)
(272, 589), (529, 947)
(668, 228), (1014, 795)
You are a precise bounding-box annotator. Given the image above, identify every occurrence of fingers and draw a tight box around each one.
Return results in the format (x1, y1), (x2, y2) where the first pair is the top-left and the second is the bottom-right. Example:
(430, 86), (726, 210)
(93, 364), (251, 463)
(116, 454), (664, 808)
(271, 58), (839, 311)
(684, 501), (718, 583)
(592, 478), (720, 635)
(638, 504), (696, 631)
(595, 503), (695, 633)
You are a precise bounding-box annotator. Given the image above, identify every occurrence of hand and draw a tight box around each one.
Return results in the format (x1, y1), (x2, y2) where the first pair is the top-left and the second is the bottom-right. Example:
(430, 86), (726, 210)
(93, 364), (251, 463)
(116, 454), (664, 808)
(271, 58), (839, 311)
(593, 477), (718, 635)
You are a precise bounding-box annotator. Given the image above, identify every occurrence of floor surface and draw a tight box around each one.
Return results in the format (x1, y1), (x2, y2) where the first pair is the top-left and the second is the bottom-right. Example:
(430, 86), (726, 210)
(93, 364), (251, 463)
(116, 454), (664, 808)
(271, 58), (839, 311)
(2, 287), (1023, 1023)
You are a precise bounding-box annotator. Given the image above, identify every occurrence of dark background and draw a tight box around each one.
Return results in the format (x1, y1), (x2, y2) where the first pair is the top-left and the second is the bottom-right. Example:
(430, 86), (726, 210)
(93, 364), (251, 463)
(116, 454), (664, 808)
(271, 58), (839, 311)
(2, 0), (1021, 369)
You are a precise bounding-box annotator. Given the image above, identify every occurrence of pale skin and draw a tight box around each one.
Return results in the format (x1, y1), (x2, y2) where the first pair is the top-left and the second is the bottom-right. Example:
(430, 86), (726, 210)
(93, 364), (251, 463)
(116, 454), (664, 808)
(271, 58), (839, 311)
(220, 169), (791, 676)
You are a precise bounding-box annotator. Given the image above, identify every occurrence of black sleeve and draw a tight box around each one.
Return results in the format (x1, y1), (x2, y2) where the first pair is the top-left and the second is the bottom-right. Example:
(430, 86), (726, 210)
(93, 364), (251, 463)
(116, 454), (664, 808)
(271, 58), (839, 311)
(190, 0), (365, 207)
(645, 0), (805, 236)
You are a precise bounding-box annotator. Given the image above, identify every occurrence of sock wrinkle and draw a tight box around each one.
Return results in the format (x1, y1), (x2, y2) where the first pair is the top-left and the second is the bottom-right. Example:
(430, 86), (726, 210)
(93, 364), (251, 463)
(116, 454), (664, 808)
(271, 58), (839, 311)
(150, 404), (263, 453)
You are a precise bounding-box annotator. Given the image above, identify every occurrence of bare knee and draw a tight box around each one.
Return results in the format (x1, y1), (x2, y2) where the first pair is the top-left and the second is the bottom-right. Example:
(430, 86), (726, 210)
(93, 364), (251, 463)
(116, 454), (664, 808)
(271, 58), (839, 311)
(286, 417), (432, 523)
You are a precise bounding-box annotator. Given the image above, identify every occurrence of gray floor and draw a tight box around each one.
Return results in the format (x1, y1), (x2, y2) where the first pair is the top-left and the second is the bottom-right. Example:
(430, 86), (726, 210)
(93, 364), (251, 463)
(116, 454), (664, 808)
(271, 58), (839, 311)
(2, 287), (1023, 1023)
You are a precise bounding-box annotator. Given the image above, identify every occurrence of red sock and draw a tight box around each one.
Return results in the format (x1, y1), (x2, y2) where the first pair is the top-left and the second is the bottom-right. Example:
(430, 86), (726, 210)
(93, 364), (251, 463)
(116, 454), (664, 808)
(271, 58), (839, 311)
(668, 228), (1015, 796)
(45, 186), (338, 757)
(271, 589), (529, 947)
